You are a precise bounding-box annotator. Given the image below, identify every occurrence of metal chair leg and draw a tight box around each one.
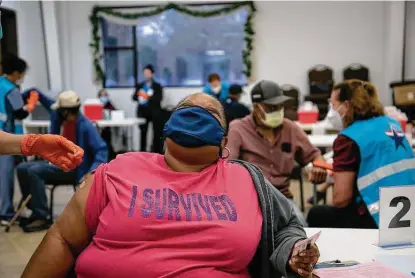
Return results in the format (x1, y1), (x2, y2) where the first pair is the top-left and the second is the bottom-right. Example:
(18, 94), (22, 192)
(299, 174), (305, 212)
(49, 186), (55, 221)
(313, 184), (318, 205)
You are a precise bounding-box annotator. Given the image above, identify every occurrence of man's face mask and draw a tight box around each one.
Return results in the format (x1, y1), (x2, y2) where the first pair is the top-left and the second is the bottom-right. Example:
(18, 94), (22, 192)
(57, 109), (69, 120)
(263, 108), (284, 128)
(163, 106), (225, 148)
(212, 85), (222, 95)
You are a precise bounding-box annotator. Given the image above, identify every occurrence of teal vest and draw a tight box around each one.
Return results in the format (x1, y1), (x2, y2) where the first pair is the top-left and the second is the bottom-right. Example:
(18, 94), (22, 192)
(340, 116), (415, 225)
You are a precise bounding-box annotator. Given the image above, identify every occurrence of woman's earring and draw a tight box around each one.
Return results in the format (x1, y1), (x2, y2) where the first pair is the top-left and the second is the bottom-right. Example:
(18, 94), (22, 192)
(221, 147), (231, 159)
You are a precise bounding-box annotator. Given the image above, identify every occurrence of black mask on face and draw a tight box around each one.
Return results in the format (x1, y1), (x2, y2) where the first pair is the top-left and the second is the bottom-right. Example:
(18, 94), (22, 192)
(57, 108), (69, 121)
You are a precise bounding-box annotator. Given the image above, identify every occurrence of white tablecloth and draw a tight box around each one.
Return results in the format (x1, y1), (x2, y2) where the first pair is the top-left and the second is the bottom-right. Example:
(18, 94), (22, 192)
(305, 228), (415, 275)
(23, 118), (146, 151)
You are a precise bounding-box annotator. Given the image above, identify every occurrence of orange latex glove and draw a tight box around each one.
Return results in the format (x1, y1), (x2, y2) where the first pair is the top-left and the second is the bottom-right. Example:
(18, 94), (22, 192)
(26, 90), (39, 112)
(21, 134), (84, 171)
(137, 90), (150, 99)
(312, 160), (333, 171)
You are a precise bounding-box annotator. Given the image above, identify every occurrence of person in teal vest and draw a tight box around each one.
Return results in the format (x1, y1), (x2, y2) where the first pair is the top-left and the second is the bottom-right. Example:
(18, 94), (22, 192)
(308, 80), (415, 228)
(0, 54), (31, 223)
(203, 73), (230, 103)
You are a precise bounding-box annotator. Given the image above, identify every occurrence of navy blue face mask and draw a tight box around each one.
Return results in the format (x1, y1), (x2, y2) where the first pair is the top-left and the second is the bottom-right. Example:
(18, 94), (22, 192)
(163, 106), (225, 148)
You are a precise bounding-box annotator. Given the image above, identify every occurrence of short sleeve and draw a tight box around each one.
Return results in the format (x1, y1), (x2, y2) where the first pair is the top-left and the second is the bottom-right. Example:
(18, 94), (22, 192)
(226, 121), (243, 160)
(292, 123), (321, 166)
(6, 88), (24, 111)
(85, 163), (109, 234)
(333, 135), (360, 172)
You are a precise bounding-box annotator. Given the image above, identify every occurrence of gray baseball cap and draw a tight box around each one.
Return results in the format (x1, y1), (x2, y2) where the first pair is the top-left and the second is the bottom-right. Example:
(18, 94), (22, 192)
(251, 80), (292, 105)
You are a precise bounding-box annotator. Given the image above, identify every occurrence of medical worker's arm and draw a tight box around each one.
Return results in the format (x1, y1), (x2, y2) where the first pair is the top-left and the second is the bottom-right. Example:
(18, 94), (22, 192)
(0, 132), (83, 170)
(22, 174), (95, 278)
(0, 131), (25, 154)
(22, 88), (55, 111)
(7, 87), (29, 119)
(332, 135), (358, 208)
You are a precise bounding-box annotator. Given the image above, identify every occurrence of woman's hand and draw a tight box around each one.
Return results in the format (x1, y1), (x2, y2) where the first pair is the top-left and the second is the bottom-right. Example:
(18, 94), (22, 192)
(288, 244), (320, 277)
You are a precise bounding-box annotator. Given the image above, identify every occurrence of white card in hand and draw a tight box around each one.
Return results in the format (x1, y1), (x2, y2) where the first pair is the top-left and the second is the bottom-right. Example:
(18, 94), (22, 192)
(292, 231), (321, 256)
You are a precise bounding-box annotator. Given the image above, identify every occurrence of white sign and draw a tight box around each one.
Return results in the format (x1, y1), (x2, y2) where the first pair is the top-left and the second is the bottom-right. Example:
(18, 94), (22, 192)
(379, 186), (415, 248)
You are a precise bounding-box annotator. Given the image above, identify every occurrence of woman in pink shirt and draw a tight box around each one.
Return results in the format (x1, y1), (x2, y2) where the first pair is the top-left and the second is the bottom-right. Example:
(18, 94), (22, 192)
(22, 93), (319, 278)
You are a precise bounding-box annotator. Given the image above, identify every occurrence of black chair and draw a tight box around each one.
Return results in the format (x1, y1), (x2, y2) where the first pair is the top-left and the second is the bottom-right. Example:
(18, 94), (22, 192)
(282, 84), (300, 121)
(291, 165), (305, 212)
(47, 183), (77, 220)
(307, 65), (334, 120)
(343, 64), (369, 81)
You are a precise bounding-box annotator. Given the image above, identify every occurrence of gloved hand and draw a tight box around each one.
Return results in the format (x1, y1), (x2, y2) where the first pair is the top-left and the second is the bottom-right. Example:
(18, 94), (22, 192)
(21, 134), (84, 171)
(26, 90), (39, 112)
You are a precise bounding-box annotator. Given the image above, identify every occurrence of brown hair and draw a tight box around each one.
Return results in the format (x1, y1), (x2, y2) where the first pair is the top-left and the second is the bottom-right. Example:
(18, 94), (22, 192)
(208, 73), (221, 83)
(333, 79), (385, 127)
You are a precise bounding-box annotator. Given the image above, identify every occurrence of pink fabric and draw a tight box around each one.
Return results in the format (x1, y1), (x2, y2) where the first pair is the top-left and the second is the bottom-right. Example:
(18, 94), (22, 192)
(76, 152), (262, 278)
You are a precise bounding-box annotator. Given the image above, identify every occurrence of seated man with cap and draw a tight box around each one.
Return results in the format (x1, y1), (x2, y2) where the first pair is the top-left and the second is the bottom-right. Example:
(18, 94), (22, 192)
(223, 84), (251, 123)
(16, 90), (108, 233)
(226, 80), (327, 224)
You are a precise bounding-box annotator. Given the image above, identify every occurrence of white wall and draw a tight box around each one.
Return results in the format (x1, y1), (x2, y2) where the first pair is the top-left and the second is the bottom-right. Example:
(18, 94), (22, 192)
(37, 1), (406, 114)
(255, 1), (387, 101)
(405, 1), (415, 80)
(2, 0), (49, 91)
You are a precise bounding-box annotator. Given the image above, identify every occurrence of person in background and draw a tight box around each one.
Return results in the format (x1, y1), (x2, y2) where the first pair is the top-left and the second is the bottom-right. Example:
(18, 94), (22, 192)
(224, 84), (250, 123)
(308, 80), (415, 228)
(98, 89), (116, 160)
(98, 88), (116, 111)
(16, 90), (108, 232)
(0, 54), (36, 225)
(226, 80), (327, 225)
(22, 93), (319, 278)
(132, 64), (164, 153)
(203, 72), (230, 103)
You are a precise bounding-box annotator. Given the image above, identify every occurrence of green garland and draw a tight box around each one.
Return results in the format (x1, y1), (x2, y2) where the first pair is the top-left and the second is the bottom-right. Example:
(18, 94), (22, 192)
(89, 1), (256, 83)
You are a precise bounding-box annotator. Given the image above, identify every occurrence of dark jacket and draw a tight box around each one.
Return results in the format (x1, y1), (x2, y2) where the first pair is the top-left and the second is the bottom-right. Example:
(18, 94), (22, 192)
(25, 88), (108, 182)
(50, 114), (108, 181)
(132, 80), (163, 118)
(230, 160), (306, 278)
(224, 98), (250, 123)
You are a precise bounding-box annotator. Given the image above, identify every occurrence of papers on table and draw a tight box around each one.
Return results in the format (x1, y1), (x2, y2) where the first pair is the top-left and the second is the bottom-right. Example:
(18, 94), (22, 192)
(313, 262), (412, 278)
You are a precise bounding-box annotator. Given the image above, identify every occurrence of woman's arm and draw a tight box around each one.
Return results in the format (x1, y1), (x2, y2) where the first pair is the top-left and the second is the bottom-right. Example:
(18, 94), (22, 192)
(0, 131), (24, 154)
(332, 171), (356, 207)
(22, 175), (94, 278)
(332, 135), (360, 208)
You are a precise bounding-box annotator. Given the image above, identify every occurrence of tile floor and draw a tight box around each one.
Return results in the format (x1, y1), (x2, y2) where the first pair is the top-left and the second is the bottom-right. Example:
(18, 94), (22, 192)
(0, 176), (331, 278)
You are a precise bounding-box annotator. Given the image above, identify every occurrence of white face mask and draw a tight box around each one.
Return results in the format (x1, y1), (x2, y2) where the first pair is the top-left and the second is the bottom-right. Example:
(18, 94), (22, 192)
(15, 79), (23, 86)
(263, 108), (284, 128)
(212, 85), (222, 94)
(327, 104), (344, 130)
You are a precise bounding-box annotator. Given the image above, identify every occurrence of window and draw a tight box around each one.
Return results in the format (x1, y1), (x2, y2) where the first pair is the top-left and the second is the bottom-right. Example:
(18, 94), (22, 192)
(101, 4), (248, 88)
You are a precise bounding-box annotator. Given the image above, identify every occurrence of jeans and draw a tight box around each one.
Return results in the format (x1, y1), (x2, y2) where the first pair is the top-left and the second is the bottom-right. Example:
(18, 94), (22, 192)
(16, 161), (77, 219)
(0, 155), (16, 218)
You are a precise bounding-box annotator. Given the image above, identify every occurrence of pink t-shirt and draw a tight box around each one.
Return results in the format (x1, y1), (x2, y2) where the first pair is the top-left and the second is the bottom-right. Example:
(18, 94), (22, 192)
(75, 152), (263, 278)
